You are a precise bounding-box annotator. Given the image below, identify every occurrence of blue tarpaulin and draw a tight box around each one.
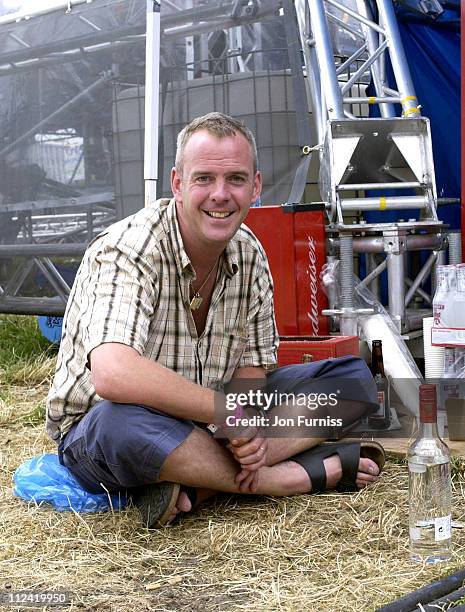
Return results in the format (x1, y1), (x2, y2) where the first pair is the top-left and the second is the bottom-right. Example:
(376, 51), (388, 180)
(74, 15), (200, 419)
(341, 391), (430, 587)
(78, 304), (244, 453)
(367, 0), (460, 227)
(396, 0), (461, 228)
(361, 1), (460, 302)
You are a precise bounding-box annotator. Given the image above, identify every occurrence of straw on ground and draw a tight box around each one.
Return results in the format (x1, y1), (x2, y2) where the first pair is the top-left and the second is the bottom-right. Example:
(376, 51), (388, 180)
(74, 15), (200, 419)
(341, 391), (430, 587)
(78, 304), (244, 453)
(1, 315), (465, 611)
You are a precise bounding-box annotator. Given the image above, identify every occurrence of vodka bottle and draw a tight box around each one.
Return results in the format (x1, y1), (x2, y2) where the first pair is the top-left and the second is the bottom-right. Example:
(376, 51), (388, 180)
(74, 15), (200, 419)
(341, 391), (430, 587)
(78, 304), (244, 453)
(408, 384), (452, 563)
(368, 340), (391, 430)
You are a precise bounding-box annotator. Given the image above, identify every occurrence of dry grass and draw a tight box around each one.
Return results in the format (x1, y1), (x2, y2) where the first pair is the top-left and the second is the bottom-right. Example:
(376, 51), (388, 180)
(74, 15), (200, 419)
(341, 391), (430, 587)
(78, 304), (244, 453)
(2, 373), (465, 609)
(2, 355), (57, 387)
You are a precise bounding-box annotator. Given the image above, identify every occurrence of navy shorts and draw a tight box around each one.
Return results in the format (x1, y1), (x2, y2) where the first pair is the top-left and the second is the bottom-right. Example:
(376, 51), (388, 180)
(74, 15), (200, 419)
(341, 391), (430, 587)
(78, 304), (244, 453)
(58, 356), (376, 494)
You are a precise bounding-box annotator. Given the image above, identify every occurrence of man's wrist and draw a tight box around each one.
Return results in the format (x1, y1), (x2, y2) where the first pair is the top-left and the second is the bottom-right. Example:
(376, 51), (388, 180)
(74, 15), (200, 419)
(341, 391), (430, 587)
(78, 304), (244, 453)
(222, 402), (267, 439)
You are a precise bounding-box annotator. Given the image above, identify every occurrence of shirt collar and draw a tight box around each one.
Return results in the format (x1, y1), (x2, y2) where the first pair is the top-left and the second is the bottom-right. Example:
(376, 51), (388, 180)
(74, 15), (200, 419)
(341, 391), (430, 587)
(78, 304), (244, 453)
(164, 197), (239, 279)
(164, 198), (192, 277)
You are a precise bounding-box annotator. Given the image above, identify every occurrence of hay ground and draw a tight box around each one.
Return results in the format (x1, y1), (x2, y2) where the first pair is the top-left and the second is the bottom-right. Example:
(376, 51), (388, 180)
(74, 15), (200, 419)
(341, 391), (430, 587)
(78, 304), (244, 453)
(1, 319), (465, 611)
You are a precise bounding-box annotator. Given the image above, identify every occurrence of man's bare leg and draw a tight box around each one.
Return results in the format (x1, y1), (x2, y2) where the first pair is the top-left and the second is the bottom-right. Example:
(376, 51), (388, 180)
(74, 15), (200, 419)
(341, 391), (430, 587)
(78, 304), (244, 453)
(159, 428), (379, 520)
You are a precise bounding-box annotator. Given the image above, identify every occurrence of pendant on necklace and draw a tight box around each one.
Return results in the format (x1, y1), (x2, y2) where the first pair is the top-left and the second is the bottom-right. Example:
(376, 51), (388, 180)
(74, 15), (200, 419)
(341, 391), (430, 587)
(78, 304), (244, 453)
(190, 293), (203, 311)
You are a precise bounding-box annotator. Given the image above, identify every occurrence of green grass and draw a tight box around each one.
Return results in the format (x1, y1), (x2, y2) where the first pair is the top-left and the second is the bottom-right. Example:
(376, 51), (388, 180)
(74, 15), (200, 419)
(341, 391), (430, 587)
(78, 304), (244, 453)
(0, 315), (51, 364)
(0, 387), (11, 401)
(0, 314), (57, 385)
(22, 401), (46, 426)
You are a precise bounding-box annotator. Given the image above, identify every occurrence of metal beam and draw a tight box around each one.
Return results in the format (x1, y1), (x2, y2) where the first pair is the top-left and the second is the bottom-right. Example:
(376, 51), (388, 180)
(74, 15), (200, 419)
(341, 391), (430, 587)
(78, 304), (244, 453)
(0, 72), (113, 158)
(0, 191), (114, 214)
(0, 244), (87, 257)
(144, 0), (161, 205)
(404, 251), (437, 307)
(0, 23), (145, 67)
(0, 0), (92, 26)
(0, 36), (144, 77)
(0, 297), (67, 315)
(161, 0), (280, 28)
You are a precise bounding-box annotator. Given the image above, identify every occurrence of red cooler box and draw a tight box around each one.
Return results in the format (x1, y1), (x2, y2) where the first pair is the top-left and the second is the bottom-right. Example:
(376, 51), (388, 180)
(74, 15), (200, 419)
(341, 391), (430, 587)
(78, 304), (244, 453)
(245, 206), (328, 337)
(277, 336), (359, 367)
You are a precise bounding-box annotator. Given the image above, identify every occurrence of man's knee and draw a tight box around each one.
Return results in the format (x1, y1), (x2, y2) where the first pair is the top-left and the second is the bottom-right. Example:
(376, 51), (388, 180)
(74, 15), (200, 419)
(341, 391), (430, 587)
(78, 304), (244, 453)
(266, 355), (373, 394)
(77, 401), (196, 479)
(83, 400), (137, 451)
(336, 355), (372, 379)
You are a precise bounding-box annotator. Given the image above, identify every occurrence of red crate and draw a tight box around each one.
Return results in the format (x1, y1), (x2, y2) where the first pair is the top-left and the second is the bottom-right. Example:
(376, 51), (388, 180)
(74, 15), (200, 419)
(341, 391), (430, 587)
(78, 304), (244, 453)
(277, 336), (359, 367)
(245, 206), (328, 337)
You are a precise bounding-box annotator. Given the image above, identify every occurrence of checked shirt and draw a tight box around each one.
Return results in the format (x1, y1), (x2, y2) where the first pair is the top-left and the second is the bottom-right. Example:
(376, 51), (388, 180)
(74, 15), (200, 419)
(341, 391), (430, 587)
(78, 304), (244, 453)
(46, 198), (278, 442)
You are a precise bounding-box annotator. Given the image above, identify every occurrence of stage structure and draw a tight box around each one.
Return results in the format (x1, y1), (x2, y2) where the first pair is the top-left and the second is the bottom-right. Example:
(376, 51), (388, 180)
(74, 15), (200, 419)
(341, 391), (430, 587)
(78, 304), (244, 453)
(0, 0), (458, 340)
(293, 0), (449, 335)
(0, 0), (305, 314)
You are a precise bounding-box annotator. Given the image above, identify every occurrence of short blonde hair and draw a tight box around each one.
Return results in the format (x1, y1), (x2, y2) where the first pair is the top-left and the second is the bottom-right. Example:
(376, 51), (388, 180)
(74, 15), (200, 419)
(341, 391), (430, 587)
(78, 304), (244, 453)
(175, 112), (258, 175)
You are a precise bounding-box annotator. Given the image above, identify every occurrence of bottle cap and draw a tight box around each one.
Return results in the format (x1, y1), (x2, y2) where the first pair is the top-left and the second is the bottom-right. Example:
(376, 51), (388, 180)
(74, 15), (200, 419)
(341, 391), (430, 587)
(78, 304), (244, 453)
(419, 383), (437, 423)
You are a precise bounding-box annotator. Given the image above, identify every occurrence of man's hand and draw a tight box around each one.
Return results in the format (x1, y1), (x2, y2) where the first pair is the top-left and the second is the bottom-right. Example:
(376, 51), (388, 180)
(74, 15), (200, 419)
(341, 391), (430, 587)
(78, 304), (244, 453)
(227, 432), (268, 493)
(222, 365), (268, 492)
(227, 433), (268, 470)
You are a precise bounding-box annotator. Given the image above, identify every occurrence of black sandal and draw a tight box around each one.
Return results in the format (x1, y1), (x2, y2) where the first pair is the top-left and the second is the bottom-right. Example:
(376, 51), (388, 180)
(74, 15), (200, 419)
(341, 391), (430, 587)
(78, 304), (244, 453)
(132, 482), (197, 528)
(291, 440), (385, 493)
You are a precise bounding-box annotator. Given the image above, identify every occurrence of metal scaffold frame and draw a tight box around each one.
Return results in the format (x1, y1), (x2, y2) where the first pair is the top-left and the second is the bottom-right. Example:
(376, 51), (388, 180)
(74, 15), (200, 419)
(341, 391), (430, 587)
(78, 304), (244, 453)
(0, 0), (456, 331)
(293, 0), (448, 335)
(0, 0), (285, 315)
(0, 0), (146, 314)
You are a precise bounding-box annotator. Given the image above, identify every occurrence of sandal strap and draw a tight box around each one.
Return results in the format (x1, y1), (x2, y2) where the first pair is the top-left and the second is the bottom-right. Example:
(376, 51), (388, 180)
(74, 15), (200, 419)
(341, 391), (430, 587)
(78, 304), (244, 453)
(334, 443), (360, 492)
(291, 441), (364, 494)
(291, 447), (327, 493)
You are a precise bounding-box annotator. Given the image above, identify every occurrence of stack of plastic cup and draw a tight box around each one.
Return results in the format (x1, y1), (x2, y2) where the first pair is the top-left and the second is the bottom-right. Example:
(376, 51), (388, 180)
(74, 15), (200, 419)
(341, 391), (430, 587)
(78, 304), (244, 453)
(423, 317), (445, 379)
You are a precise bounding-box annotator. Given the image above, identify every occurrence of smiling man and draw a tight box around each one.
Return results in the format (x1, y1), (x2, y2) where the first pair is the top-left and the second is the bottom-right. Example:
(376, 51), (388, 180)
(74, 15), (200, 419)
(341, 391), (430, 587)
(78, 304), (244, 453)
(46, 113), (385, 527)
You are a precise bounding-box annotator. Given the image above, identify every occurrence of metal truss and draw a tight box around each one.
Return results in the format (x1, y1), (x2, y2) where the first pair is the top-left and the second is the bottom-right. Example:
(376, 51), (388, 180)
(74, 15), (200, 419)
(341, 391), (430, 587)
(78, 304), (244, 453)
(295, 0), (438, 225)
(0, 0), (280, 80)
(0, 192), (114, 315)
(293, 0), (445, 334)
(0, 0), (282, 315)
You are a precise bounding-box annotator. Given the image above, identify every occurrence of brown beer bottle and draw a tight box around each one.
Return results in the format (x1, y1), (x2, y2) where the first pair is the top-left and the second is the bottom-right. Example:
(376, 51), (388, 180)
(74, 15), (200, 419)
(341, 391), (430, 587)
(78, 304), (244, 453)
(368, 340), (391, 430)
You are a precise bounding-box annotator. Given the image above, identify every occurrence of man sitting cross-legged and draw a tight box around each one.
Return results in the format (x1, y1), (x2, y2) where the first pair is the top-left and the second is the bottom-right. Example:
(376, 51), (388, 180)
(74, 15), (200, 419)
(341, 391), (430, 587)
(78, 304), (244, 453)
(46, 112), (384, 527)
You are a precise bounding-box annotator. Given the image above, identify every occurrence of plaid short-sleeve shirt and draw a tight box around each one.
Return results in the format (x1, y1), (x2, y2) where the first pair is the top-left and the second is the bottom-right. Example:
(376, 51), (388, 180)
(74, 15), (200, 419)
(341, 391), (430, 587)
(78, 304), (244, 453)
(46, 198), (278, 442)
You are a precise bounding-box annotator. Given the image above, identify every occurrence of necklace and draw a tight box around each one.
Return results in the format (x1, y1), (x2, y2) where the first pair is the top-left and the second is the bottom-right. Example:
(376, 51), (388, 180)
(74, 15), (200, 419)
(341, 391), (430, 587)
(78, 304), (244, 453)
(189, 259), (219, 311)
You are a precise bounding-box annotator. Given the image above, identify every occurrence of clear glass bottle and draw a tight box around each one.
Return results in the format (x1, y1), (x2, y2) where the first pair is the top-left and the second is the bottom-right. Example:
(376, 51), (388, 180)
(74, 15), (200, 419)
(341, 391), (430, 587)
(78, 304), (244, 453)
(368, 340), (391, 430)
(408, 384), (452, 563)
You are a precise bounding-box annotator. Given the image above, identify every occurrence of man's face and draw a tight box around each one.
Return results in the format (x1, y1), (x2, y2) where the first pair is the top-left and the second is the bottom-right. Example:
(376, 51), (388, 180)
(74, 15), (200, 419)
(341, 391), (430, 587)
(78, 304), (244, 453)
(171, 129), (262, 252)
